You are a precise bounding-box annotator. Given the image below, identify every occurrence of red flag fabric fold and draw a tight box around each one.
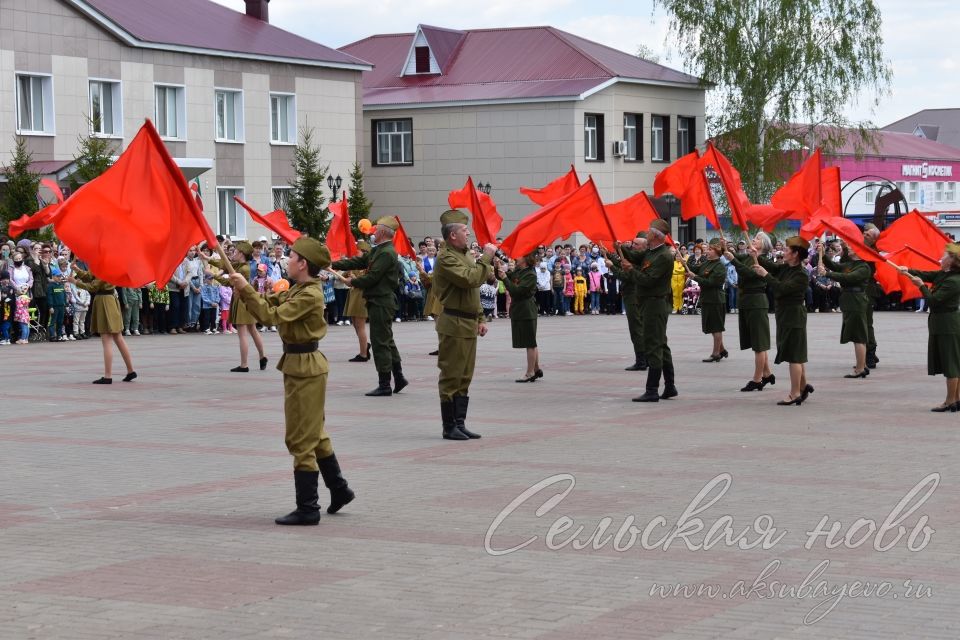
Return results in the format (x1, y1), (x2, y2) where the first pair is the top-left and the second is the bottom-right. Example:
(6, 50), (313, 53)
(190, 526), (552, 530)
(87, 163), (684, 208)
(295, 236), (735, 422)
(326, 193), (359, 260)
(501, 178), (608, 257)
(392, 216), (417, 258)
(653, 150), (720, 228)
(875, 245), (941, 301)
(701, 143), (750, 230)
(519, 166), (580, 206)
(448, 177), (503, 246)
(604, 191), (660, 244)
(876, 210), (949, 257)
(234, 197), (301, 245)
(8, 179), (69, 237)
(820, 218), (884, 263)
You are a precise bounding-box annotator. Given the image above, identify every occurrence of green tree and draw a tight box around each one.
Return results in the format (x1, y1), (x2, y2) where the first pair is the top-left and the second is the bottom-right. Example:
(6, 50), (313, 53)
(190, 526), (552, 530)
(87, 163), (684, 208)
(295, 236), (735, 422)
(0, 136), (40, 234)
(287, 127), (329, 239)
(346, 161), (372, 239)
(655, 0), (891, 193)
(69, 117), (117, 191)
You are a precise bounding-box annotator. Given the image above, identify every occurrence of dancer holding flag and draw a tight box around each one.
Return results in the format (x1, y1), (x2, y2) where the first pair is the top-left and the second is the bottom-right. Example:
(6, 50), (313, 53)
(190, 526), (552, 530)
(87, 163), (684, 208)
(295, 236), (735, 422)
(496, 250), (542, 383)
(69, 267), (136, 384)
(819, 240), (873, 378)
(207, 241), (268, 373)
(686, 238), (729, 363)
(723, 234), (775, 392)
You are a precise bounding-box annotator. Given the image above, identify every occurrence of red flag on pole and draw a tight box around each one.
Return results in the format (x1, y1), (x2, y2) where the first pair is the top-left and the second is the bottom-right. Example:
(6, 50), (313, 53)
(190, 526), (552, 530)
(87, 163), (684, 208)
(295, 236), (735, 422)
(501, 178), (607, 257)
(392, 216), (417, 258)
(234, 197), (301, 245)
(519, 165), (581, 206)
(8, 179), (68, 237)
(326, 193), (359, 260)
(447, 177), (503, 246)
(875, 245), (941, 301)
(604, 191), (661, 244)
(653, 150), (720, 228)
(701, 143), (750, 230)
(876, 210), (950, 256)
(820, 218), (885, 263)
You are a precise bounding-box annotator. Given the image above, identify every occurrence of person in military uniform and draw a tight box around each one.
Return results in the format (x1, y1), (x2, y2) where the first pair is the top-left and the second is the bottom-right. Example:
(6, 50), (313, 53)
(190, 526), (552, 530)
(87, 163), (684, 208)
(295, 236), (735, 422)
(206, 241), (268, 373)
(897, 244), (960, 412)
(750, 236), (813, 406)
(820, 239), (873, 378)
(419, 242), (444, 356)
(344, 240), (371, 363)
(497, 250), (541, 382)
(69, 267), (136, 384)
(609, 233), (648, 371)
(863, 223), (881, 368)
(229, 236), (354, 525)
(332, 217), (408, 396)
(627, 219), (678, 402)
(433, 209), (497, 440)
(723, 234), (775, 392)
(686, 238), (728, 362)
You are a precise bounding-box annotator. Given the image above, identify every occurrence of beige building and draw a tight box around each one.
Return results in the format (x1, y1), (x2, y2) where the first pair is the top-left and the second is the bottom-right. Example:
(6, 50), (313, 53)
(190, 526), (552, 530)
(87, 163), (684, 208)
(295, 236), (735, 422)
(0, 0), (370, 239)
(341, 25), (707, 243)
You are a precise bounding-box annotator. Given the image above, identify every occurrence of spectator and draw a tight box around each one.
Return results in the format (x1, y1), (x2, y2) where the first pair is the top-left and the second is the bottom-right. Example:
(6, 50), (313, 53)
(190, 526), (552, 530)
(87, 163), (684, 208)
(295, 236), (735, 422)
(72, 281), (91, 339)
(725, 255), (739, 313)
(149, 281), (171, 334)
(167, 259), (187, 334)
(672, 251), (687, 313)
(573, 267), (587, 315)
(121, 286), (142, 336)
(268, 242), (288, 281)
(480, 274), (497, 321)
(551, 264), (565, 316)
(183, 245), (203, 330)
(10, 250), (32, 296)
(535, 261), (552, 315)
(219, 283), (234, 334)
(562, 266), (574, 316)
(588, 263), (602, 314)
(332, 268), (350, 325)
(200, 272), (220, 333)
(14, 292), (31, 344)
(47, 265), (67, 341)
(0, 270), (14, 344)
(26, 243), (53, 328)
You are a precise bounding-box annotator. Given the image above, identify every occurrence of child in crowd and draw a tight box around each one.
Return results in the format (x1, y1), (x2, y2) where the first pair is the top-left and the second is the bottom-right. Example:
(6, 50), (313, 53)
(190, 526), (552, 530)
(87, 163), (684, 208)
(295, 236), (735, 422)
(121, 287), (142, 336)
(480, 274), (498, 321)
(14, 292), (31, 344)
(253, 264), (276, 332)
(219, 283), (234, 334)
(573, 267), (587, 315)
(47, 266), (67, 341)
(562, 266), (574, 316)
(588, 263), (602, 315)
(71, 279), (91, 339)
(0, 271), (14, 345)
(200, 272), (220, 334)
(149, 281), (170, 334)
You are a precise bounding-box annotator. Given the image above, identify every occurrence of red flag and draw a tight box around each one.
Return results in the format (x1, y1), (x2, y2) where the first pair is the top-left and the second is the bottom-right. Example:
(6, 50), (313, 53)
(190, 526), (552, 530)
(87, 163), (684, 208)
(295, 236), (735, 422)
(234, 197), (300, 245)
(392, 216), (417, 258)
(701, 143), (750, 230)
(876, 210), (949, 257)
(653, 150), (720, 228)
(189, 180), (204, 211)
(501, 178), (607, 257)
(50, 119), (216, 287)
(448, 177), (503, 246)
(820, 218), (885, 263)
(604, 191), (660, 244)
(8, 179), (67, 238)
(771, 149), (823, 220)
(326, 193), (359, 260)
(520, 166), (580, 206)
(821, 166), (842, 218)
(875, 245), (941, 301)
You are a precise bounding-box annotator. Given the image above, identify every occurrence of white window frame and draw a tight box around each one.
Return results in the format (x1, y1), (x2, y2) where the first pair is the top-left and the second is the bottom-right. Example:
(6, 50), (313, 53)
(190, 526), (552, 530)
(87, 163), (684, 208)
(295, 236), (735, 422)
(651, 115), (665, 162)
(935, 181), (944, 204)
(584, 114), (598, 161)
(217, 187), (246, 238)
(374, 119), (414, 166)
(865, 182), (876, 204)
(215, 88), (245, 143)
(909, 181), (919, 202)
(272, 186), (292, 212)
(623, 113), (638, 161)
(946, 182), (956, 203)
(677, 117), (691, 156)
(88, 78), (122, 138)
(154, 83), (187, 140)
(15, 72), (55, 136)
(270, 92), (296, 145)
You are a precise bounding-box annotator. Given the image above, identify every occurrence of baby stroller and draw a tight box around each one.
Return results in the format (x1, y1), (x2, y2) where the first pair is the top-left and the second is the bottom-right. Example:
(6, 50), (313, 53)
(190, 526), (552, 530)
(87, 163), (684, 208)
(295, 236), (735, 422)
(680, 279), (701, 315)
(27, 307), (48, 343)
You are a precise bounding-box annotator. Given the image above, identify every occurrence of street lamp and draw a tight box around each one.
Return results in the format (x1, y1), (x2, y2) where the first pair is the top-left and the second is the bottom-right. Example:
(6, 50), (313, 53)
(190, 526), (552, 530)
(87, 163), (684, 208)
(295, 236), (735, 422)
(327, 174), (343, 202)
(476, 181), (492, 195)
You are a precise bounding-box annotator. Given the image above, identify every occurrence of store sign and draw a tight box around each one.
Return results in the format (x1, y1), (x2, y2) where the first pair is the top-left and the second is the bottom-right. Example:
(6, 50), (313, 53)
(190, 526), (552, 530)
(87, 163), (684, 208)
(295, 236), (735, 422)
(902, 163), (953, 178)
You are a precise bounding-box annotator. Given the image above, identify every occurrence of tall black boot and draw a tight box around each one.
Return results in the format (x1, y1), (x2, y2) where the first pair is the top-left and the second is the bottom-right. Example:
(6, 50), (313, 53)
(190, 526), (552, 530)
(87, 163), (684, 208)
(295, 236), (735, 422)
(637, 352), (649, 371)
(365, 371), (393, 396)
(660, 359), (678, 399)
(453, 395), (481, 439)
(318, 454), (355, 514)
(442, 400), (468, 440)
(392, 363), (409, 393)
(632, 367), (662, 402)
(624, 351), (644, 371)
(275, 470), (321, 525)
(866, 347), (878, 369)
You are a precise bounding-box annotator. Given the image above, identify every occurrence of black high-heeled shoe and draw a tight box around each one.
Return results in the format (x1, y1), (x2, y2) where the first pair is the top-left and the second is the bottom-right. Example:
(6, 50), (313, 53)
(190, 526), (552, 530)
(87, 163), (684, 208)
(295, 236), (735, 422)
(259, 356), (269, 371)
(931, 403), (954, 413)
(515, 374), (537, 383)
(800, 384), (814, 401)
(844, 369), (869, 379)
(761, 374), (776, 388)
(702, 354), (721, 362)
(535, 368), (544, 379)
(720, 349), (729, 359)
(777, 396), (803, 406)
(740, 380), (763, 392)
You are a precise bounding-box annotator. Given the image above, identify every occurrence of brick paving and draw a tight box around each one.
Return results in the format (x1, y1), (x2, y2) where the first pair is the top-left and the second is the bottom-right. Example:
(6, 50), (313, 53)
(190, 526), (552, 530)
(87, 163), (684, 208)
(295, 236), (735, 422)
(1, 311), (958, 639)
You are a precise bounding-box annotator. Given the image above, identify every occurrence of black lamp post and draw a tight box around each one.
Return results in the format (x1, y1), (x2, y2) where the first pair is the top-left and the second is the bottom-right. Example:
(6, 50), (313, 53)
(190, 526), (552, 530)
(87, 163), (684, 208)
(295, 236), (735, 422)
(327, 174), (343, 202)
(476, 181), (492, 195)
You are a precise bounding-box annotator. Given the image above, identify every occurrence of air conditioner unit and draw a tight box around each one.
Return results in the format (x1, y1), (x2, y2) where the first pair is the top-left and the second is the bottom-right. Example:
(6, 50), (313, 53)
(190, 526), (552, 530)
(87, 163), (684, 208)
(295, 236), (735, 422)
(612, 140), (628, 157)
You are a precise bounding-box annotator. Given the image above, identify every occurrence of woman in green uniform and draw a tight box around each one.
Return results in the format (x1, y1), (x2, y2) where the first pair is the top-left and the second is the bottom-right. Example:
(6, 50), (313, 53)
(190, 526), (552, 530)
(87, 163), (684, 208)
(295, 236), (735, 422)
(70, 267), (136, 384)
(723, 234), (774, 392)
(343, 240), (371, 362)
(819, 241), (872, 378)
(750, 236), (813, 406)
(897, 245), (960, 412)
(208, 241), (267, 373)
(498, 251), (541, 382)
(687, 238), (728, 362)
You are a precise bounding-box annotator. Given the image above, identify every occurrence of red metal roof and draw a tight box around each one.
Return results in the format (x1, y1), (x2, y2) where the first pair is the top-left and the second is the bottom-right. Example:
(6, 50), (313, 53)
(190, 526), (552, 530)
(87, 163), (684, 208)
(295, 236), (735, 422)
(340, 25), (700, 107)
(419, 25), (465, 73)
(795, 125), (960, 160)
(70, 0), (370, 68)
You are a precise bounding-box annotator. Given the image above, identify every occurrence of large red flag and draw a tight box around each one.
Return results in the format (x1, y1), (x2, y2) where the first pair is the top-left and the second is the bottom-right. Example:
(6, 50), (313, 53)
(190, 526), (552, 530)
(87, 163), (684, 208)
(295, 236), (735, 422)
(653, 150), (720, 228)
(50, 119), (216, 287)
(234, 197), (300, 245)
(771, 149), (823, 220)
(501, 178), (608, 257)
(604, 191), (660, 244)
(876, 210), (949, 257)
(820, 218), (885, 263)
(520, 166), (580, 206)
(392, 216), (417, 258)
(326, 193), (359, 260)
(701, 143), (750, 230)
(8, 179), (67, 238)
(448, 177), (503, 246)
(875, 245), (941, 301)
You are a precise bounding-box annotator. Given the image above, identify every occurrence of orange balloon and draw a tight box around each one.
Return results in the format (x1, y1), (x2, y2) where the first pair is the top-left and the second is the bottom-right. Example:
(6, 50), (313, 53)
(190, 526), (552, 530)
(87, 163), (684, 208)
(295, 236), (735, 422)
(272, 279), (290, 293)
(358, 218), (372, 234)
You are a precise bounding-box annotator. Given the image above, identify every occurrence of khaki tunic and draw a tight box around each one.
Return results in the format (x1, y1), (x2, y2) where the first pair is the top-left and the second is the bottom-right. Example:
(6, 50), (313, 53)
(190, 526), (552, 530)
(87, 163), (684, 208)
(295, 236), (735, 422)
(74, 269), (122, 334)
(237, 279), (334, 471)
(421, 271), (443, 317)
(210, 258), (256, 325)
(344, 270), (368, 318)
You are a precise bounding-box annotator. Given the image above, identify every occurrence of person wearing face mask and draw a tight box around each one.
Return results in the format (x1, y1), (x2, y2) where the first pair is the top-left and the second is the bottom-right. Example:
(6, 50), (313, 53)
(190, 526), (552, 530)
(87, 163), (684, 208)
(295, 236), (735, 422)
(10, 251), (33, 297)
(0, 243), (13, 272)
(25, 243), (52, 329)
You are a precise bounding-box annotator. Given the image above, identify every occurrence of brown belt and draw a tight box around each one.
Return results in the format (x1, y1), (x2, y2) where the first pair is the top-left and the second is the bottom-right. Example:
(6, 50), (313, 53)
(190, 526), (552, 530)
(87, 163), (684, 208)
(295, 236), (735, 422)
(283, 341), (319, 354)
(443, 308), (476, 319)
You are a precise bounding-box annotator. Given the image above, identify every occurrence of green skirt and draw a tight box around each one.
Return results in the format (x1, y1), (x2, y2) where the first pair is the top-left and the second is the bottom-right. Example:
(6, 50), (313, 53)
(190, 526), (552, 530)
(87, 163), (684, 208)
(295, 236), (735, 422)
(700, 303), (725, 334)
(774, 304), (807, 364)
(738, 305), (770, 352)
(511, 318), (537, 349)
(839, 292), (869, 345)
(928, 332), (960, 378)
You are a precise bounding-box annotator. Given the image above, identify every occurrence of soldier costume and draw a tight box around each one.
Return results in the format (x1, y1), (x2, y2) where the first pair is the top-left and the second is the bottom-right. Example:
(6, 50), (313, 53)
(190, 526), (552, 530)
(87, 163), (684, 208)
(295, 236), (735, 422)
(863, 223), (881, 368)
(235, 236), (354, 525)
(73, 267), (137, 384)
(687, 239), (728, 362)
(822, 252), (872, 378)
(725, 243), (775, 391)
(209, 241), (268, 372)
(500, 252), (540, 382)
(615, 233), (648, 371)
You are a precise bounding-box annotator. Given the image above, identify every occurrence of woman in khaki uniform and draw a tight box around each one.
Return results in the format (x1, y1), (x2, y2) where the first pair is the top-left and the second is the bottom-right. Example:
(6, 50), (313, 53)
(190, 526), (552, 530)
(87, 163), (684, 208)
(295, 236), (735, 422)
(207, 241), (267, 373)
(70, 267), (136, 384)
(343, 241), (370, 362)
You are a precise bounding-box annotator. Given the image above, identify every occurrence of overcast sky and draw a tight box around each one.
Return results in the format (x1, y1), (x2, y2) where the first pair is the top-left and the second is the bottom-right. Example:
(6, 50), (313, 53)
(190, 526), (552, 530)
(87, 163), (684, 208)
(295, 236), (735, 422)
(214, 0), (958, 127)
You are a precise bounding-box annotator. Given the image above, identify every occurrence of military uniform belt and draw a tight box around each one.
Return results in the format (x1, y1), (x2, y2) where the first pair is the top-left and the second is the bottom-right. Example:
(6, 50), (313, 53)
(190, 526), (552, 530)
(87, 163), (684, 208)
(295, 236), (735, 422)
(843, 287), (865, 293)
(443, 307), (476, 319)
(740, 288), (766, 295)
(930, 307), (959, 314)
(283, 341), (319, 354)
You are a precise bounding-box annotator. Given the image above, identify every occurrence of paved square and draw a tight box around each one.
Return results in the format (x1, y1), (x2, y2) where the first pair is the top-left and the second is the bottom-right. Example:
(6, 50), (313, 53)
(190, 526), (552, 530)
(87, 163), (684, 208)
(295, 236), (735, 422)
(1, 311), (958, 639)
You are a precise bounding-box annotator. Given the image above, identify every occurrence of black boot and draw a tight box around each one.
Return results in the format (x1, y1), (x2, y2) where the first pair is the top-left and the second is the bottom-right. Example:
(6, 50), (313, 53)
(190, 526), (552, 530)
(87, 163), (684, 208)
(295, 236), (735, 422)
(453, 395), (481, 439)
(317, 454), (354, 514)
(275, 470), (321, 525)
(660, 360), (678, 399)
(637, 352), (649, 371)
(365, 371), (393, 396)
(633, 367), (661, 402)
(624, 351), (644, 371)
(442, 400), (468, 440)
(392, 364), (409, 394)
(866, 348), (878, 369)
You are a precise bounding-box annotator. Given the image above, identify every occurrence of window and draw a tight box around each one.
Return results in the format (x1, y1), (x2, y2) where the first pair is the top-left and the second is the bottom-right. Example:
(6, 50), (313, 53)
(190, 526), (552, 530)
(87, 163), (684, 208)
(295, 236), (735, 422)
(651, 115), (669, 162)
(623, 113), (641, 161)
(865, 182), (877, 204)
(217, 188), (245, 237)
(155, 84), (185, 139)
(215, 89), (244, 142)
(89, 80), (121, 137)
(947, 182), (956, 202)
(584, 113), (604, 162)
(373, 119), (414, 166)
(272, 187), (292, 212)
(415, 46), (431, 74)
(677, 116), (695, 155)
(15, 73), (54, 134)
(270, 93), (296, 144)
(935, 181), (944, 204)
(909, 182), (919, 202)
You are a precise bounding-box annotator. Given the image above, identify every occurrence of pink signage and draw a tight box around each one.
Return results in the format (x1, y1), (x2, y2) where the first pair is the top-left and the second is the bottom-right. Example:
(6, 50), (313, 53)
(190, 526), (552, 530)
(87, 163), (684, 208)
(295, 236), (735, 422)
(825, 156), (960, 183)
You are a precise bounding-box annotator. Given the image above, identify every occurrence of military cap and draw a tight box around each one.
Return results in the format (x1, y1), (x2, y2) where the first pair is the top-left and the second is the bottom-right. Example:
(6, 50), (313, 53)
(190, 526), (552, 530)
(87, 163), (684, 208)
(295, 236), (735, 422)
(233, 240), (254, 258)
(357, 239), (371, 252)
(785, 236), (809, 250)
(649, 219), (670, 235)
(375, 216), (400, 231)
(440, 209), (469, 226)
(708, 238), (724, 252)
(635, 230), (647, 239)
(291, 236), (331, 269)
(946, 243), (960, 258)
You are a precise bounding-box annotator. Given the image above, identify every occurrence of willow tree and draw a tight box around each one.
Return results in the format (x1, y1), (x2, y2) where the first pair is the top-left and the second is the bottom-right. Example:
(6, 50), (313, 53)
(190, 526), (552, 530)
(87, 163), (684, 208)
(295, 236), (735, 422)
(655, 0), (891, 196)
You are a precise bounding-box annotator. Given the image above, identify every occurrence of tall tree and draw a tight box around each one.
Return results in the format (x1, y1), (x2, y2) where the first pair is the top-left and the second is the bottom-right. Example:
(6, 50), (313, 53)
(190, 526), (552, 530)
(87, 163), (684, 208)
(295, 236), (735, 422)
(286, 127), (329, 239)
(346, 161), (372, 239)
(655, 0), (891, 196)
(69, 117), (117, 191)
(0, 137), (40, 233)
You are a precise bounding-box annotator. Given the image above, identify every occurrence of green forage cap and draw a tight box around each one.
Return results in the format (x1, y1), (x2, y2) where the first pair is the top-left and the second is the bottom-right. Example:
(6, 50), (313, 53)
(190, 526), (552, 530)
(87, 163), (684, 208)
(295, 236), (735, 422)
(292, 236), (331, 269)
(440, 209), (469, 226)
